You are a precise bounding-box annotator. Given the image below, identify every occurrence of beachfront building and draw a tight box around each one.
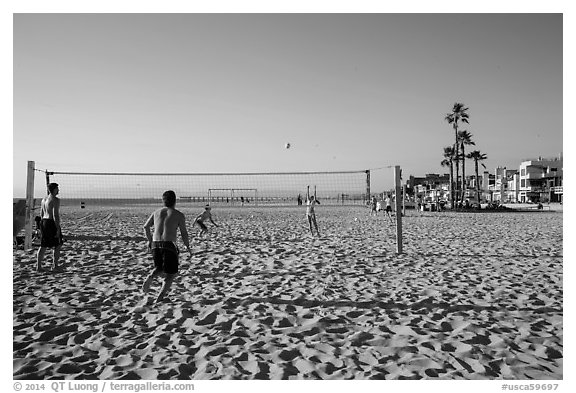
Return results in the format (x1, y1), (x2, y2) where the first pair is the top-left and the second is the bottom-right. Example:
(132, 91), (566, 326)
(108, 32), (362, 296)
(491, 167), (519, 203)
(517, 156), (563, 203)
(461, 174), (480, 202)
(506, 172), (520, 203)
(469, 171), (495, 202)
(406, 174), (450, 204)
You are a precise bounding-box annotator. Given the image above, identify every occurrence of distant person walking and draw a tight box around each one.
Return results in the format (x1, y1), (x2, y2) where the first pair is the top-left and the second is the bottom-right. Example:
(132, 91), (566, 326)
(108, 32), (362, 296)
(142, 190), (192, 304)
(36, 183), (64, 271)
(306, 186), (320, 237)
(193, 205), (219, 237)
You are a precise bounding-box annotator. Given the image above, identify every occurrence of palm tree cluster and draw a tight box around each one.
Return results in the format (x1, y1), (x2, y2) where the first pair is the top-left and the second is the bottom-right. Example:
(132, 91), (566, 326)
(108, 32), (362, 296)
(443, 103), (487, 209)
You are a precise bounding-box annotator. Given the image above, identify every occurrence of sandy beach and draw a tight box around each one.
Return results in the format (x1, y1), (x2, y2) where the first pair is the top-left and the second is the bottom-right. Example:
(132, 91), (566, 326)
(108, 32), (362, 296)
(13, 205), (563, 380)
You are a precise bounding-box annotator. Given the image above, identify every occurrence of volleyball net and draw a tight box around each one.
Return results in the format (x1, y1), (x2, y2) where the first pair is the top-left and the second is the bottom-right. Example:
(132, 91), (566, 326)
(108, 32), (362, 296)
(19, 162), (403, 253)
(39, 169), (373, 206)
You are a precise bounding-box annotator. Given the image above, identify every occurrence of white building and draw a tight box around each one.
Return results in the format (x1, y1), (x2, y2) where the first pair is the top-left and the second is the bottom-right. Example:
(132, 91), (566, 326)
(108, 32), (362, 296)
(506, 172), (520, 203)
(517, 156), (563, 203)
(492, 167), (518, 203)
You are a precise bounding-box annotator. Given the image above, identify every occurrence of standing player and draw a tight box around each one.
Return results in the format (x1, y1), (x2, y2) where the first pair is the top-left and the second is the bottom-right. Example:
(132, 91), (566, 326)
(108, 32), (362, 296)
(369, 196), (378, 216)
(416, 195), (423, 213)
(384, 193), (394, 222)
(36, 182), (64, 271)
(306, 185), (320, 237)
(142, 190), (192, 304)
(193, 205), (219, 237)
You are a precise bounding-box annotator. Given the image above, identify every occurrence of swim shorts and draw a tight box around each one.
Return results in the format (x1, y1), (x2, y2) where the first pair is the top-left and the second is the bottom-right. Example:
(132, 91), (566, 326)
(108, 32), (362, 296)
(195, 221), (207, 231)
(40, 218), (63, 248)
(151, 241), (179, 274)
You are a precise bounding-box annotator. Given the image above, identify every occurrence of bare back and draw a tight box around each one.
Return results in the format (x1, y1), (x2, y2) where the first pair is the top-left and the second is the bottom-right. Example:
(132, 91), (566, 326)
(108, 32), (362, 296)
(41, 195), (60, 225)
(145, 207), (187, 243)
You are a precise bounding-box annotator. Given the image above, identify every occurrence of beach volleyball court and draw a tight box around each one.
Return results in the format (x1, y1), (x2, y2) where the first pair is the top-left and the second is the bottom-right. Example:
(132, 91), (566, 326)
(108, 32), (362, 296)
(13, 204), (562, 379)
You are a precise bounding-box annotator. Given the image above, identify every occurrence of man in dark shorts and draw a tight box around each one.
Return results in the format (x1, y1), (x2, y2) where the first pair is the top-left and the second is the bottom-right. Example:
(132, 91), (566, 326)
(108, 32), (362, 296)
(192, 205), (219, 237)
(142, 190), (192, 304)
(384, 194), (393, 222)
(36, 183), (64, 271)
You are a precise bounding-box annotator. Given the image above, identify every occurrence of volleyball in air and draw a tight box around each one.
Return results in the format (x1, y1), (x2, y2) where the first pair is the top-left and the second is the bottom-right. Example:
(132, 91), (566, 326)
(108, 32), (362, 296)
(285, 143), (291, 149)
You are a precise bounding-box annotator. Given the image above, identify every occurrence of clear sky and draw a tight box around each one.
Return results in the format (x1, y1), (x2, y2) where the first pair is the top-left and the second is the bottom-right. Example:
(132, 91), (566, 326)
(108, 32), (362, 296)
(12, 13), (563, 197)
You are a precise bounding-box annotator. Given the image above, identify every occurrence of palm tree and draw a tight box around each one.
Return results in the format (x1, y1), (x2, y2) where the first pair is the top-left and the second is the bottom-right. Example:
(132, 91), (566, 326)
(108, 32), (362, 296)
(467, 150), (487, 207)
(457, 130), (475, 203)
(445, 103), (470, 203)
(441, 146), (456, 208)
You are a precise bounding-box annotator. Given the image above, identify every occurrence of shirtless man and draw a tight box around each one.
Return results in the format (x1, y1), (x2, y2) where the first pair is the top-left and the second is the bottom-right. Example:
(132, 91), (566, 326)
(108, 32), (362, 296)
(193, 205), (219, 237)
(306, 185), (320, 237)
(142, 190), (192, 304)
(36, 183), (63, 271)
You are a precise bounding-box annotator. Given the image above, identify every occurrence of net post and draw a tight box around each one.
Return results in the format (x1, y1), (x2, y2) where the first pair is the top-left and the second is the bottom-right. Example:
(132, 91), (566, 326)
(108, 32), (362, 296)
(366, 170), (371, 203)
(403, 183), (406, 216)
(394, 165), (403, 254)
(24, 161), (36, 250)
